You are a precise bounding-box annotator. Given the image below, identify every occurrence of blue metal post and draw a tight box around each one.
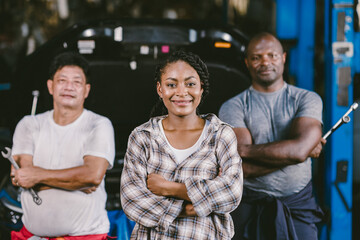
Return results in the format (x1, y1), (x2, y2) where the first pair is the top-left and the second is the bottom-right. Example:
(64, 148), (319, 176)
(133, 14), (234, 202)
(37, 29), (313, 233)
(276, 0), (316, 91)
(323, 0), (354, 239)
(276, 0), (354, 239)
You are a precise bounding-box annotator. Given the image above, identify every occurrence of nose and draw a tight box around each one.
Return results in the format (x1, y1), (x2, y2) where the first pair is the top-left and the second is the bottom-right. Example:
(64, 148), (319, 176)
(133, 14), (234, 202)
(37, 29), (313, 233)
(260, 55), (270, 66)
(175, 84), (188, 96)
(64, 81), (75, 90)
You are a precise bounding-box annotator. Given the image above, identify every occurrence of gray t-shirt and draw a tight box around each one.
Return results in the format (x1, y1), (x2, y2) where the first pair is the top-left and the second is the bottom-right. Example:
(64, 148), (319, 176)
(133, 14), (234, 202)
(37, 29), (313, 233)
(219, 82), (323, 197)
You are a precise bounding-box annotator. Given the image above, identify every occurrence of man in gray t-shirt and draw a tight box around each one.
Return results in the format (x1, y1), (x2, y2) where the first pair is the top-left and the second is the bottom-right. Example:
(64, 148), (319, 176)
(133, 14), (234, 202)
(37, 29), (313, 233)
(219, 32), (325, 240)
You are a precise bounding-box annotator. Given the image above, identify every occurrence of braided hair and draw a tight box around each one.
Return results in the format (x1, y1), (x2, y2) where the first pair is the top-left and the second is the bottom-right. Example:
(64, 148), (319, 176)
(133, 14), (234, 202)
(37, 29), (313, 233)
(151, 50), (210, 117)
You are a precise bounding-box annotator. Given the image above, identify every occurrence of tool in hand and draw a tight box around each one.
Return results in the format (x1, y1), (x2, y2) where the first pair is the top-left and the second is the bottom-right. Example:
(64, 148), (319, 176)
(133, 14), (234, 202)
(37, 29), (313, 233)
(31, 90), (40, 116)
(323, 102), (358, 140)
(1, 147), (42, 205)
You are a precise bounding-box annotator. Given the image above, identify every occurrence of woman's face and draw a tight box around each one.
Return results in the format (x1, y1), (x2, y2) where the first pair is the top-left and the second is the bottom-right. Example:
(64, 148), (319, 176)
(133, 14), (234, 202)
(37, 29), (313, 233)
(157, 60), (203, 118)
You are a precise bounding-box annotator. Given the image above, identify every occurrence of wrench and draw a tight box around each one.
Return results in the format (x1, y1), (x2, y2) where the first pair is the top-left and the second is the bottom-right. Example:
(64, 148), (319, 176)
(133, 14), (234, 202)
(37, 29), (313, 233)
(31, 90), (40, 116)
(1, 147), (42, 205)
(323, 102), (359, 140)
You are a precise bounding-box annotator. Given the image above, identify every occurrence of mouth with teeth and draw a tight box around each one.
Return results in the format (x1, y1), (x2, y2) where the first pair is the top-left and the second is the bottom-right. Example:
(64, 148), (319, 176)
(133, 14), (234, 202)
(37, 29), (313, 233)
(171, 99), (193, 106)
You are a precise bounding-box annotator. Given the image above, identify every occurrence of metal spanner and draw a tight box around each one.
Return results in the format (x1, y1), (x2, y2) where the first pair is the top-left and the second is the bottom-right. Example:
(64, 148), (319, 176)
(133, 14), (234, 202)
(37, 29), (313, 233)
(1, 147), (42, 205)
(323, 102), (359, 140)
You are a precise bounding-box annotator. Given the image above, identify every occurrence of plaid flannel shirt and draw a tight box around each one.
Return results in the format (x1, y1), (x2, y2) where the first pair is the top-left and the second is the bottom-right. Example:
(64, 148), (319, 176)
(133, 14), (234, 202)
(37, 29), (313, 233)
(121, 114), (243, 240)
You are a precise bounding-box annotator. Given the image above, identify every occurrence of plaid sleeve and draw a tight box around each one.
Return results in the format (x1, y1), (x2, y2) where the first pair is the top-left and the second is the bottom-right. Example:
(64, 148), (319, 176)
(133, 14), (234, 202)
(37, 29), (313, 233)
(185, 125), (243, 217)
(120, 130), (183, 231)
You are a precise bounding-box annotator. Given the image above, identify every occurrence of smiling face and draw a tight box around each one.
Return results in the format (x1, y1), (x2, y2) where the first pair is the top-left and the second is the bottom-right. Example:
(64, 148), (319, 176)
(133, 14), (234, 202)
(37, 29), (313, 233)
(157, 60), (203, 118)
(245, 34), (286, 92)
(47, 65), (90, 111)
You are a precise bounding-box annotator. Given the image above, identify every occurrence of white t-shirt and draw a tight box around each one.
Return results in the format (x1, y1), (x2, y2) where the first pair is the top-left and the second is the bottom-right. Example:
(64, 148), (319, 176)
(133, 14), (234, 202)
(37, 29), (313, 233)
(12, 109), (115, 236)
(159, 119), (209, 163)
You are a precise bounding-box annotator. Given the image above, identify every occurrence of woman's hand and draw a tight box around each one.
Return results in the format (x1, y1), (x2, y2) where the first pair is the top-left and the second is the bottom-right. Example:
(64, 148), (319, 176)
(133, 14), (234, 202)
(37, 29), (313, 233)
(179, 203), (198, 217)
(147, 173), (191, 201)
(147, 173), (171, 196)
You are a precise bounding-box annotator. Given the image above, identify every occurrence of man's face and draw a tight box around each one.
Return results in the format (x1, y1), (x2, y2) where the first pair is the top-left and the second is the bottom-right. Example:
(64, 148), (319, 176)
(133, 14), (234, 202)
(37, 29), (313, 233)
(47, 65), (90, 110)
(245, 36), (286, 88)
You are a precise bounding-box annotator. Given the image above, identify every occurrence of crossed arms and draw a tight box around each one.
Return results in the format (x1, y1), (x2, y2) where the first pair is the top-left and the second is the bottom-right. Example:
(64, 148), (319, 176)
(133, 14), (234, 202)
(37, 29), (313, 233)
(120, 126), (242, 229)
(235, 116), (325, 178)
(11, 154), (109, 193)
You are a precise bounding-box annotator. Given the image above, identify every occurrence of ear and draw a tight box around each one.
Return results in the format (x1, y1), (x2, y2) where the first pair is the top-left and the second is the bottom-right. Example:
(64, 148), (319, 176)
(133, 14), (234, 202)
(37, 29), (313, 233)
(47, 80), (54, 95)
(282, 52), (287, 64)
(244, 58), (249, 68)
(84, 84), (91, 99)
(156, 81), (163, 98)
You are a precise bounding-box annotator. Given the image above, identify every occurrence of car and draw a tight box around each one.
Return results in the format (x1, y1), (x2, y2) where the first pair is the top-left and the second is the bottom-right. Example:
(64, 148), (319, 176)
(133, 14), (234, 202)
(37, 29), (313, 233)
(0, 18), (250, 238)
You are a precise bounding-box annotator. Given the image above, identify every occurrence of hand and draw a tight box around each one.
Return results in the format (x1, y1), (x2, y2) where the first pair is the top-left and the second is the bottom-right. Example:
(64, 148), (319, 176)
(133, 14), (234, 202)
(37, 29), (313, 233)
(218, 168), (222, 177)
(81, 186), (97, 194)
(309, 138), (326, 159)
(34, 185), (52, 192)
(10, 165), (19, 187)
(13, 166), (41, 189)
(179, 203), (198, 217)
(147, 173), (170, 196)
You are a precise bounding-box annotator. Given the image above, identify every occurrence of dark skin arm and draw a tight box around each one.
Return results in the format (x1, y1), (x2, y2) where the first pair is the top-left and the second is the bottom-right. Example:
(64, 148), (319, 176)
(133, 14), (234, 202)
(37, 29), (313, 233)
(147, 173), (197, 217)
(146, 168), (224, 217)
(147, 173), (191, 201)
(11, 154), (108, 193)
(235, 117), (325, 178)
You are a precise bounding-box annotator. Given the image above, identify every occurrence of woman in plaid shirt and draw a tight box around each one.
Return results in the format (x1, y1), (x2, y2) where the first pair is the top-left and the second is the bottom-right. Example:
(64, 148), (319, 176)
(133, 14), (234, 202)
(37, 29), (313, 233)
(121, 50), (243, 240)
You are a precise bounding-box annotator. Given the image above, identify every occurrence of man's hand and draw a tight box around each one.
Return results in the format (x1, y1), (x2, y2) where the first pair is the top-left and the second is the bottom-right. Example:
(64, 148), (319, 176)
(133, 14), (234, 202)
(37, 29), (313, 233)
(13, 166), (41, 189)
(81, 186), (97, 194)
(309, 138), (326, 159)
(33, 185), (51, 192)
(147, 173), (171, 196)
(10, 165), (18, 187)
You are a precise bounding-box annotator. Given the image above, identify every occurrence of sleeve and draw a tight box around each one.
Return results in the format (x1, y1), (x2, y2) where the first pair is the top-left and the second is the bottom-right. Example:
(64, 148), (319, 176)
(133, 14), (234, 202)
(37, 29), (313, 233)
(185, 125), (243, 217)
(219, 97), (247, 128)
(84, 117), (115, 169)
(295, 91), (323, 124)
(12, 116), (37, 156)
(120, 130), (183, 231)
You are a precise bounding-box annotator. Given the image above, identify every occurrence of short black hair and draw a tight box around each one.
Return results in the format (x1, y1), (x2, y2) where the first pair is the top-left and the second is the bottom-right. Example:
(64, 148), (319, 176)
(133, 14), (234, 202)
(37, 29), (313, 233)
(48, 52), (90, 83)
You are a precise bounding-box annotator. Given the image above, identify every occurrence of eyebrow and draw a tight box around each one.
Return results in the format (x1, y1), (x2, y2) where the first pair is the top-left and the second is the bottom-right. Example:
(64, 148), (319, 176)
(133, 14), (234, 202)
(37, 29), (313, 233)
(56, 74), (83, 79)
(165, 76), (197, 81)
(251, 50), (282, 55)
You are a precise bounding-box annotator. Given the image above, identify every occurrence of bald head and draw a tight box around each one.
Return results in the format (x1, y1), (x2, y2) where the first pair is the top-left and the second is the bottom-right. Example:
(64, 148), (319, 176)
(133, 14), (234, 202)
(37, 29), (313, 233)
(244, 32), (286, 92)
(246, 32), (284, 57)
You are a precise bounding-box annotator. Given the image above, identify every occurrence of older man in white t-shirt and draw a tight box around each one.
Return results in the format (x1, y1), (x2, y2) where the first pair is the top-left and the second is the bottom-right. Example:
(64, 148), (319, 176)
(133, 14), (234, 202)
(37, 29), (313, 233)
(10, 52), (115, 239)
